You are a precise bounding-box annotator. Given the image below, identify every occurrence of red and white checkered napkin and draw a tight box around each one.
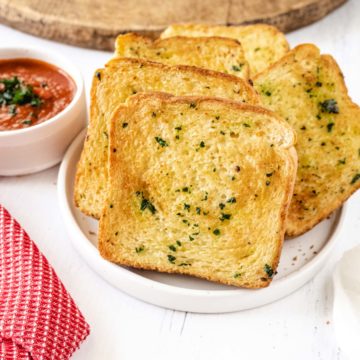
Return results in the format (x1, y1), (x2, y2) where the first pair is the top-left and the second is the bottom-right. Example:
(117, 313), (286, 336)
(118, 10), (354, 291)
(0, 205), (90, 360)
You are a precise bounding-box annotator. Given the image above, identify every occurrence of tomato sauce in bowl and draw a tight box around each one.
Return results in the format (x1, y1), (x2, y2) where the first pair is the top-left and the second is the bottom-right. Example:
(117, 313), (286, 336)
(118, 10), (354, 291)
(0, 58), (76, 131)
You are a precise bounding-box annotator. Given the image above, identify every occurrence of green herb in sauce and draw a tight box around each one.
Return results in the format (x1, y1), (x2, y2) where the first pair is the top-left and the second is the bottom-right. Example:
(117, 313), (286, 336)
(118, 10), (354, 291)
(0, 76), (42, 107)
(8, 104), (17, 115)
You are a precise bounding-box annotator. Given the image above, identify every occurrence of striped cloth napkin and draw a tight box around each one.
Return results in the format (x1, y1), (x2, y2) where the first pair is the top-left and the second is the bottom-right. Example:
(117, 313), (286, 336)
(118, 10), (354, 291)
(0, 205), (90, 359)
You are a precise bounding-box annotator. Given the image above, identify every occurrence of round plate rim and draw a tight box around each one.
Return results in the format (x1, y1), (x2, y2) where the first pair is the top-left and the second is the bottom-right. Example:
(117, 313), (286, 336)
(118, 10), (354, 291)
(58, 129), (347, 312)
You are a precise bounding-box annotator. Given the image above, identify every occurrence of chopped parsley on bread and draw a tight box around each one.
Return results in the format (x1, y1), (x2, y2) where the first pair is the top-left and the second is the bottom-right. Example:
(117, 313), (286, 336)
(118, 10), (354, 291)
(115, 33), (250, 80)
(254, 44), (360, 236)
(74, 58), (260, 219)
(99, 93), (297, 288)
(74, 25), (360, 289)
(161, 23), (289, 75)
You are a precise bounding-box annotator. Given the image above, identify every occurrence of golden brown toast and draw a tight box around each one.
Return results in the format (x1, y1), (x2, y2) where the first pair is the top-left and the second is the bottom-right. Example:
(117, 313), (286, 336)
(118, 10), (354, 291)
(254, 44), (360, 236)
(74, 58), (260, 219)
(99, 93), (297, 288)
(115, 33), (250, 79)
(161, 24), (289, 75)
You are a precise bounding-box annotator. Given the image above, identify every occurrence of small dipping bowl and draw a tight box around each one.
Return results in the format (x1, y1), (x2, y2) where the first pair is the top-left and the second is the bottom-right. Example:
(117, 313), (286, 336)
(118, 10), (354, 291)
(0, 47), (86, 176)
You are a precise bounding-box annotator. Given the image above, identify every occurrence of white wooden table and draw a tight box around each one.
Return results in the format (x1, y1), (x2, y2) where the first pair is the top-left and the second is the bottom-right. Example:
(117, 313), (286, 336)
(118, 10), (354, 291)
(1, 2), (360, 358)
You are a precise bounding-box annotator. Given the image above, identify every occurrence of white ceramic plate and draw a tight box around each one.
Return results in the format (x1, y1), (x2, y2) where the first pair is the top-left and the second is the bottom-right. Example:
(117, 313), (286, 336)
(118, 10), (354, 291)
(58, 130), (346, 313)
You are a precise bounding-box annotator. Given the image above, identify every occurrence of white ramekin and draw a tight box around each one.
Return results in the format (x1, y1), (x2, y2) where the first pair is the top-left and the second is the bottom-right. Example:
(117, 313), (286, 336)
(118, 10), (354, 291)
(0, 47), (86, 176)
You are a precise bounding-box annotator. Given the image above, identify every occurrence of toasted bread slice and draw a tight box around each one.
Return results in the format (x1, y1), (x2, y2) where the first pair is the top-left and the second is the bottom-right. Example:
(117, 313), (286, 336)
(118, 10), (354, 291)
(114, 33), (250, 80)
(74, 58), (260, 219)
(99, 93), (297, 288)
(254, 44), (360, 237)
(161, 24), (289, 75)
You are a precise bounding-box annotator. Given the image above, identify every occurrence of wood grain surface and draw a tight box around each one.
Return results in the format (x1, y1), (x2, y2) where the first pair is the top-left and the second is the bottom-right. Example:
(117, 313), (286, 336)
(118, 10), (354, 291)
(0, 0), (347, 50)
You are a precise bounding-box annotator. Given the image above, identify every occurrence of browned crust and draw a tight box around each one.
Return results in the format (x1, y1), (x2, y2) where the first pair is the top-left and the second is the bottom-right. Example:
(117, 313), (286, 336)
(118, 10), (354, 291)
(74, 67), (119, 220)
(255, 44), (360, 237)
(275, 147), (298, 241)
(115, 33), (250, 80)
(162, 23), (290, 77)
(99, 249), (270, 289)
(106, 57), (260, 103)
(236, 23), (288, 38)
(161, 23), (290, 60)
(99, 92), (297, 288)
(154, 35), (243, 47)
(116, 32), (244, 49)
(162, 23), (289, 45)
(73, 68), (103, 217)
(125, 91), (295, 142)
(253, 43), (319, 79)
(286, 53), (360, 237)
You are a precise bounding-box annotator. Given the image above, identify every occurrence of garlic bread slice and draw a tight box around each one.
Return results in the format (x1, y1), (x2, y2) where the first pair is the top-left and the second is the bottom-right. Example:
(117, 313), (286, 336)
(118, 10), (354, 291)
(254, 44), (360, 236)
(99, 93), (297, 288)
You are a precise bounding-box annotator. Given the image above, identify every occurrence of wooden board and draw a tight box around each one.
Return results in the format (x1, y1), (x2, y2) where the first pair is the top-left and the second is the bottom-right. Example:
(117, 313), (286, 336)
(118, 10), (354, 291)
(0, 0), (347, 51)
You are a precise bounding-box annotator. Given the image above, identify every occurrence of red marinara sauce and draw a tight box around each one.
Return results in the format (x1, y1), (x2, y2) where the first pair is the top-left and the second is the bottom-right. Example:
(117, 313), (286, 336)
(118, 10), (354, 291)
(0, 58), (76, 131)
